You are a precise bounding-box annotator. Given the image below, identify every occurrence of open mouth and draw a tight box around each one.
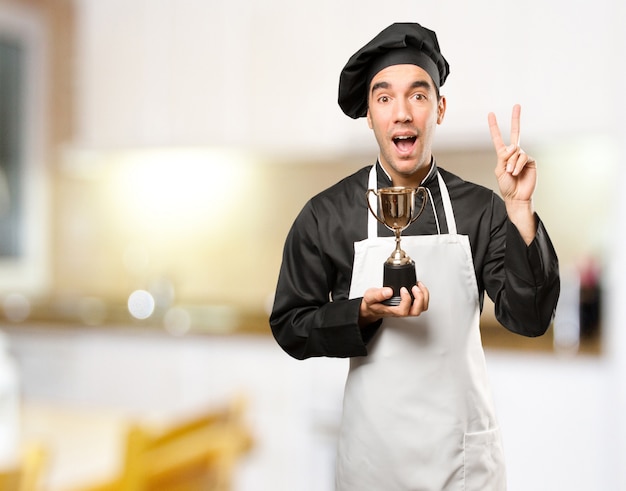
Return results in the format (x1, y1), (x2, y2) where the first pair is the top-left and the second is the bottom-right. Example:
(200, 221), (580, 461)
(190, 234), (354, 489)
(393, 135), (417, 153)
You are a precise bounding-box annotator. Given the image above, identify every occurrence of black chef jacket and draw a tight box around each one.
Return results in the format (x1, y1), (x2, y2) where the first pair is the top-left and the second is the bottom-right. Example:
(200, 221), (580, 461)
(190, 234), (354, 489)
(270, 160), (560, 360)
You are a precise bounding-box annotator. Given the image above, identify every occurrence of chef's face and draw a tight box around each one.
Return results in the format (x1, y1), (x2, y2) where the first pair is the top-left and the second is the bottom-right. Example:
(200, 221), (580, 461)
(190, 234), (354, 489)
(366, 64), (446, 186)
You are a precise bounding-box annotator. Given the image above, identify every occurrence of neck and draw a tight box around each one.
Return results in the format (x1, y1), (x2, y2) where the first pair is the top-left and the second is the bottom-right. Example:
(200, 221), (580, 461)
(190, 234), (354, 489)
(379, 159), (433, 188)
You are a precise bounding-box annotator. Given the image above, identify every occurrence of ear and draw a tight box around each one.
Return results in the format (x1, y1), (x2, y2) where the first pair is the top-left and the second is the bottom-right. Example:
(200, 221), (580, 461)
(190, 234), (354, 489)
(366, 109), (373, 129)
(437, 96), (447, 124)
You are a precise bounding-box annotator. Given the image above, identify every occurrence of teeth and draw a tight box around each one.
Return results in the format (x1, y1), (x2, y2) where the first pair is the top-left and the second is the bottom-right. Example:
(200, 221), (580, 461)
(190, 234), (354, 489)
(395, 136), (414, 140)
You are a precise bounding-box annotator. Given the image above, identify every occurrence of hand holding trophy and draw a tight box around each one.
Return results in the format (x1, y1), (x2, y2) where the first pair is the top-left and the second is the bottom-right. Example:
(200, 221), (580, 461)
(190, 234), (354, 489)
(366, 186), (428, 306)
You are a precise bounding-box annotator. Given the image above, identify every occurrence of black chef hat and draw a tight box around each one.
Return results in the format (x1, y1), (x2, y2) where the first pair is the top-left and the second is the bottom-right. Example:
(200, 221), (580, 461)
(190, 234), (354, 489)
(338, 23), (450, 119)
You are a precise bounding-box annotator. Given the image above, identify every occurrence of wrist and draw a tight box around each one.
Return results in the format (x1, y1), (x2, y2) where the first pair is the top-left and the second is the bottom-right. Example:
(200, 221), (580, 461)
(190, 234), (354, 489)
(505, 198), (533, 217)
(505, 199), (536, 245)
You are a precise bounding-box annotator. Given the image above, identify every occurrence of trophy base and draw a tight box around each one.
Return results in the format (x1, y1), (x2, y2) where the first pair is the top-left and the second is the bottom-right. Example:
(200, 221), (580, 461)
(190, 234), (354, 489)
(382, 262), (417, 306)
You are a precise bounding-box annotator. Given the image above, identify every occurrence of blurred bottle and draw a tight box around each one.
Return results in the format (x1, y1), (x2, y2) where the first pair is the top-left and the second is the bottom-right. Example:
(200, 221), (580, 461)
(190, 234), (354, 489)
(578, 256), (602, 340)
(0, 330), (20, 469)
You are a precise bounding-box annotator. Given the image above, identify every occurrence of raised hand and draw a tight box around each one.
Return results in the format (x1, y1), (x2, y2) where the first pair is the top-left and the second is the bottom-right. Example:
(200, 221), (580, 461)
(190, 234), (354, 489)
(487, 104), (537, 203)
(487, 104), (538, 244)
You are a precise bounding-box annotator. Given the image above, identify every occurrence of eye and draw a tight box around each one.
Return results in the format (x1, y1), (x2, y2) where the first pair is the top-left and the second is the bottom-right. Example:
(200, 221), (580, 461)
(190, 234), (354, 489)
(377, 95), (390, 103)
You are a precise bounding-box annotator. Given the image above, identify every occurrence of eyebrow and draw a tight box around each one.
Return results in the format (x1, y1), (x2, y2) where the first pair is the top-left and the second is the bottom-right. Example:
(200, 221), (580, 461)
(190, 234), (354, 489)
(371, 79), (432, 95)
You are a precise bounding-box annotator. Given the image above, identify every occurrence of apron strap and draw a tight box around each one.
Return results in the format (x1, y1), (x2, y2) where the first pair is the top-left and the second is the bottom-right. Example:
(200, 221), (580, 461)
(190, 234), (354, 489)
(367, 164), (457, 238)
(437, 171), (457, 235)
(367, 165), (379, 238)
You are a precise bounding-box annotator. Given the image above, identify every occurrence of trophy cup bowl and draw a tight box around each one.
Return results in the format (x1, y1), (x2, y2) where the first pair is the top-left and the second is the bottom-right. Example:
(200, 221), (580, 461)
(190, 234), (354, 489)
(366, 186), (428, 306)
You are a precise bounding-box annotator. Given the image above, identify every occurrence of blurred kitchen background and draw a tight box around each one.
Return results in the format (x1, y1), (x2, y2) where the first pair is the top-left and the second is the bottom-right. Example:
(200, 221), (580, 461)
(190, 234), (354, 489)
(0, 0), (625, 489)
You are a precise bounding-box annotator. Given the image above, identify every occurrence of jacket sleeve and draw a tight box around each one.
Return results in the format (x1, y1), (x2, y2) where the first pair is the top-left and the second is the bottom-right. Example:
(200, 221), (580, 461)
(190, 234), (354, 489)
(269, 201), (378, 360)
(484, 201), (560, 336)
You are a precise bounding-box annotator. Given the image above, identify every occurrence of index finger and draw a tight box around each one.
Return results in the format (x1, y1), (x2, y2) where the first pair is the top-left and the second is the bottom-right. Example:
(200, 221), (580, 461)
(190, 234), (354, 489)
(487, 111), (506, 152)
(510, 104), (521, 146)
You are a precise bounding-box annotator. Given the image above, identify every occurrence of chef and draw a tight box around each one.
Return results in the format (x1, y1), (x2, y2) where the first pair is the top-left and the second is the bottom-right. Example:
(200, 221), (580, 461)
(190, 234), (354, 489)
(270, 22), (560, 490)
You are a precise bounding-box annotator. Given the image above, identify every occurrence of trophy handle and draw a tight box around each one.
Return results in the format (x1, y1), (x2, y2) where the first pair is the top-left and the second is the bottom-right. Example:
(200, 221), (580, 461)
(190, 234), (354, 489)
(366, 189), (388, 225)
(410, 186), (428, 224)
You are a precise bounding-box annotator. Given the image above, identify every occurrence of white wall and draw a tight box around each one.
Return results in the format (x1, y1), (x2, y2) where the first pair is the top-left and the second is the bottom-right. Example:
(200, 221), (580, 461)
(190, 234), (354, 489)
(606, 0), (626, 487)
(73, 0), (619, 152)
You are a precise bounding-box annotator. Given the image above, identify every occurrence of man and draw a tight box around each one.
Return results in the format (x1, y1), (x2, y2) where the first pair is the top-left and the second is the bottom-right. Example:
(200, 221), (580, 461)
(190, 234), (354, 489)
(270, 22), (559, 490)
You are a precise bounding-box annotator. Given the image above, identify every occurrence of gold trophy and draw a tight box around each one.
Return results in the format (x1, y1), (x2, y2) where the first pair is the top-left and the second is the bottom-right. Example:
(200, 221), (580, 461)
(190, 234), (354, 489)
(366, 186), (428, 306)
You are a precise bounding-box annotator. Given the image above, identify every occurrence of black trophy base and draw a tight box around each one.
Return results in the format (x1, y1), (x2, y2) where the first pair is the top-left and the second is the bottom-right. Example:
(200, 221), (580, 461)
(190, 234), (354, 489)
(382, 262), (417, 306)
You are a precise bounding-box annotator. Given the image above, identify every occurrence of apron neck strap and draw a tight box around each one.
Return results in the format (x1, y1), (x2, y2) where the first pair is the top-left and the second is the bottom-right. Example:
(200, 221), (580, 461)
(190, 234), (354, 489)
(367, 164), (457, 238)
(437, 171), (457, 235)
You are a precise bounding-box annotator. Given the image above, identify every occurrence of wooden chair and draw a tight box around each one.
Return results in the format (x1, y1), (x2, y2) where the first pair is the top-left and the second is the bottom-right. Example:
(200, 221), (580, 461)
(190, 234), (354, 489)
(0, 443), (48, 491)
(68, 395), (253, 491)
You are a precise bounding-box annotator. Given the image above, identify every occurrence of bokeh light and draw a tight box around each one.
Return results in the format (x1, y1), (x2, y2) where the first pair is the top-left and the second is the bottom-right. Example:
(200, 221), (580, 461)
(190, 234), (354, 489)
(127, 289), (155, 320)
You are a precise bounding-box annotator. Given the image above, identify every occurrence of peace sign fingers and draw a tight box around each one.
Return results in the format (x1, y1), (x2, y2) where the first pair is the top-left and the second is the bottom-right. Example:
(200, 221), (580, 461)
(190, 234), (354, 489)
(487, 104), (537, 203)
(488, 103), (521, 153)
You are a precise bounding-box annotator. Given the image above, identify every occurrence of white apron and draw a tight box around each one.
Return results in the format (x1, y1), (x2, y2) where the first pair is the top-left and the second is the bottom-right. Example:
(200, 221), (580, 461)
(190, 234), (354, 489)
(336, 166), (507, 491)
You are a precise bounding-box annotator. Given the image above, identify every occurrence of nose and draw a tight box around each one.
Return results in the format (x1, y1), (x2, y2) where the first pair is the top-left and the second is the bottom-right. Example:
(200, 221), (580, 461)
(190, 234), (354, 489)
(393, 99), (413, 123)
